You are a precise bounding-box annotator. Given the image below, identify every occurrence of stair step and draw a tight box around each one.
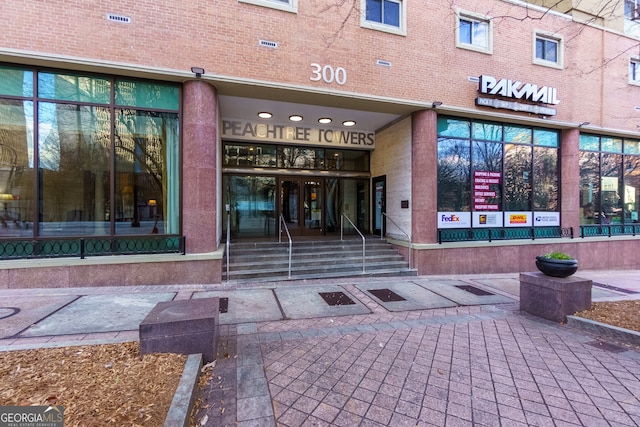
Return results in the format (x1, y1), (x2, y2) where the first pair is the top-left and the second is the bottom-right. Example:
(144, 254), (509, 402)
(222, 238), (413, 282)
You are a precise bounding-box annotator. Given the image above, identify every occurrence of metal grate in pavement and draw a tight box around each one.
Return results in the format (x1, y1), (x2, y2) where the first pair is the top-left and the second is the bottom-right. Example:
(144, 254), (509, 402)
(368, 288), (406, 302)
(455, 285), (494, 296)
(319, 292), (356, 306)
(586, 340), (628, 353)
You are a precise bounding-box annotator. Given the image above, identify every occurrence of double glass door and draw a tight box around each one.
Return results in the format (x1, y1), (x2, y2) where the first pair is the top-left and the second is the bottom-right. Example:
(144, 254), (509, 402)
(280, 177), (323, 236)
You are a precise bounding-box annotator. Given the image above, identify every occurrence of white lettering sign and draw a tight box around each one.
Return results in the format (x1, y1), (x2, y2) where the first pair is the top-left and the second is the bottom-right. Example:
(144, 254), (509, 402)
(311, 63), (347, 85)
(479, 75), (559, 105)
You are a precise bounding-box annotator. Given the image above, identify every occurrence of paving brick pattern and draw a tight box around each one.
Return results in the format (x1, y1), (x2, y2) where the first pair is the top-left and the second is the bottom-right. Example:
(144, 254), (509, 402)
(207, 281), (640, 427)
(3, 275), (640, 426)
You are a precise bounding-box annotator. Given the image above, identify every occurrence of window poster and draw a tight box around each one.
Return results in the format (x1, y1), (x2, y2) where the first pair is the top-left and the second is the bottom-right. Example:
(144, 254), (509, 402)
(437, 212), (471, 228)
(533, 212), (560, 226)
(505, 211), (532, 227)
(473, 170), (500, 211)
(473, 212), (503, 228)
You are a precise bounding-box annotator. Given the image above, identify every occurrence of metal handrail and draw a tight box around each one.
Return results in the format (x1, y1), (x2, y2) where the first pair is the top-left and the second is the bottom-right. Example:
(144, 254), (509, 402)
(382, 212), (412, 269)
(278, 215), (292, 278)
(341, 213), (365, 273)
(226, 210), (231, 282)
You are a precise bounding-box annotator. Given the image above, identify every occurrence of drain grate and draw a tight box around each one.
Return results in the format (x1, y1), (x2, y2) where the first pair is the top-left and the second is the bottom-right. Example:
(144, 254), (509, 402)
(319, 292), (356, 306)
(593, 282), (639, 295)
(368, 288), (406, 302)
(455, 285), (494, 296)
(219, 297), (229, 313)
(587, 340), (627, 353)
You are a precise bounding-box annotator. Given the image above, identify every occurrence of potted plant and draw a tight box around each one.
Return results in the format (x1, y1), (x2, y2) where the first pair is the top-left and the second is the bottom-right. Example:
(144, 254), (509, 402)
(535, 251), (578, 278)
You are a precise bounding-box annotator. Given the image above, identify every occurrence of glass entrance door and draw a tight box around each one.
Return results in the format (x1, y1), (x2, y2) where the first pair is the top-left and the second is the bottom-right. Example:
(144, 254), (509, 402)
(280, 177), (323, 236)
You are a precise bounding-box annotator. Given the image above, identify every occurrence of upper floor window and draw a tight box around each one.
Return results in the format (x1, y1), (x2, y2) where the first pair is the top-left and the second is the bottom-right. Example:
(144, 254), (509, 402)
(361, 0), (405, 36)
(239, 0), (297, 14)
(631, 58), (640, 85)
(533, 32), (563, 69)
(625, 0), (640, 37)
(456, 10), (492, 54)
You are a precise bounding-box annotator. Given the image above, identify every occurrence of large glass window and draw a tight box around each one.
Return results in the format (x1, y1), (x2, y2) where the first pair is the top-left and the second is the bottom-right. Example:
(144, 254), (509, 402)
(0, 64), (180, 239)
(437, 117), (559, 228)
(580, 134), (640, 225)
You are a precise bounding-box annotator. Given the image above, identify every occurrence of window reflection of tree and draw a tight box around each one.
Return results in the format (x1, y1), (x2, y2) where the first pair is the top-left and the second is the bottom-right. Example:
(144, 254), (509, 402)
(533, 147), (558, 211)
(579, 151), (600, 223)
(504, 144), (532, 211)
(624, 156), (640, 222)
(437, 138), (470, 211)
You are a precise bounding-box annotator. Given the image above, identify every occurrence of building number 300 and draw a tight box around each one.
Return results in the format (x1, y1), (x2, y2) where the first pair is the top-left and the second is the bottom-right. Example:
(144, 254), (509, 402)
(310, 63), (347, 85)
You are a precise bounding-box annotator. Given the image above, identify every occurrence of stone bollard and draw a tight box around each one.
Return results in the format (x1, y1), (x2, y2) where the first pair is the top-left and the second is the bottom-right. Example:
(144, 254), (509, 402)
(519, 272), (592, 323)
(139, 297), (220, 362)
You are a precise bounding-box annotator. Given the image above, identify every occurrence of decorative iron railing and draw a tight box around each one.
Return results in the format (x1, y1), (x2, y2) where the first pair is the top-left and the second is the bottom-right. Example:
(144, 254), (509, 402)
(438, 227), (572, 243)
(0, 236), (185, 260)
(579, 224), (640, 238)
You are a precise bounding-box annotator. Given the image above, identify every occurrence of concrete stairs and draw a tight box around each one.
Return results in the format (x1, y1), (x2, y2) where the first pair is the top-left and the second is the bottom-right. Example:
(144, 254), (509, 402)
(222, 238), (417, 282)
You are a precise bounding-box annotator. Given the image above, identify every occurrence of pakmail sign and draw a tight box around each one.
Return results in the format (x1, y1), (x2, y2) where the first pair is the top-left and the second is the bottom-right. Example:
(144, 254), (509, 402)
(476, 75), (560, 115)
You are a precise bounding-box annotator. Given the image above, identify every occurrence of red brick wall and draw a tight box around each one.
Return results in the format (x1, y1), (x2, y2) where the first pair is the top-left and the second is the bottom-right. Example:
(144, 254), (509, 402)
(2, 0), (638, 131)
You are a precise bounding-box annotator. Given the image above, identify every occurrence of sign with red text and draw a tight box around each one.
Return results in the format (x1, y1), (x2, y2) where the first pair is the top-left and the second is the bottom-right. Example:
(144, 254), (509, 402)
(505, 211), (532, 227)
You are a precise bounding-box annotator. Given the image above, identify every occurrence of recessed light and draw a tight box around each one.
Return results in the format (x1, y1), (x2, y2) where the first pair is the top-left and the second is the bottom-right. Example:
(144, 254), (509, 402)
(258, 112), (272, 119)
(318, 118), (332, 124)
(342, 120), (356, 127)
(289, 115), (303, 122)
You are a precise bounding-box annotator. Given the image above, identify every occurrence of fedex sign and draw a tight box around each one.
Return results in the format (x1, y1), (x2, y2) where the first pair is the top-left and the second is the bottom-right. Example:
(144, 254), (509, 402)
(438, 212), (471, 229)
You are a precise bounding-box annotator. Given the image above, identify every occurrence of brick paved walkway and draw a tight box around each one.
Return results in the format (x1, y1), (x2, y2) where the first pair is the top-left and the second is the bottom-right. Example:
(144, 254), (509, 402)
(193, 282), (640, 427)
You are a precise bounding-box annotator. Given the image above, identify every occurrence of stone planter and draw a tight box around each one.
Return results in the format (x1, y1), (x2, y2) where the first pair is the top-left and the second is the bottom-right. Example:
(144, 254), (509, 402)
(535, 256), (578, 278)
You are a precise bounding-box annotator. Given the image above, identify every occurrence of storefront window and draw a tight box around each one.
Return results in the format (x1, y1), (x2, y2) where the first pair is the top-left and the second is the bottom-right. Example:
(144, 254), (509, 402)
(38, 103), (111, 236)
(437, 138), (471, 211)
(579, 134), (640, 225)
(437, 117), (559, 229)
(0, 64), (181, 239)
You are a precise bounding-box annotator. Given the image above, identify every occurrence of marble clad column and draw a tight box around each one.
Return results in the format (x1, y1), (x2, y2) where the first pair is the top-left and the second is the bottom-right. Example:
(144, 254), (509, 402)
(411, 109), (438, 243)
(182, 80), (218, 254)
(561, 128), (580, 231)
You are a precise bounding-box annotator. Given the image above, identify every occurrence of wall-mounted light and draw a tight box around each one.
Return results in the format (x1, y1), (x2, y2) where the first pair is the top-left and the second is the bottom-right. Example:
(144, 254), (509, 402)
(578, 121), (590, 127)
(432, 101), (443, 108)
(289, 115), (303, 122)
(342, 120), (356, 127)
(318, 118), (332, 124)
(190, 67), (205, 77)
(258, 112), (273, 119)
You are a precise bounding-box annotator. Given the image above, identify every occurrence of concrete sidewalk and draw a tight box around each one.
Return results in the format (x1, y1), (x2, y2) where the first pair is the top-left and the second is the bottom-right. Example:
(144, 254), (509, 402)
(1, 270), (639, 426)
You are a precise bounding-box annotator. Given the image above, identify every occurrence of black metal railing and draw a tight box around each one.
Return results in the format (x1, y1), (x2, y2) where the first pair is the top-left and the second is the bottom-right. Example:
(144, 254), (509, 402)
(438, 227), (572, 243)
(0, 235), (185, 260)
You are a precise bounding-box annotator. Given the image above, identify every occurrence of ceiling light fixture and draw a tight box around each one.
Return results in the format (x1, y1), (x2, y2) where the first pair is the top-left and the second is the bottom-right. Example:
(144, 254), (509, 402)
(342, 120), (356, 127)
(318, 118), (332, 124)
(289, 115), (303, 122)
(258, 112), (272, 119)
